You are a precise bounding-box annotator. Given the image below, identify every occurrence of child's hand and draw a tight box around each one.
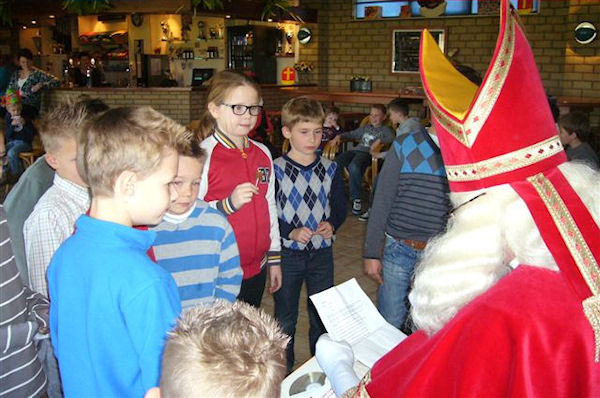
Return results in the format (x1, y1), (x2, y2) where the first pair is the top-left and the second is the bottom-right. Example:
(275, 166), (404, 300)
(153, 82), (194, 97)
(230, 182), (259, 210)
(364, 258), (383, 285)
(11, 116), (23, 126)
(329, 135), (341, 147)
(289, 227), (314, 244)
(268, 265), (282, 294)
(316, 221), (334, 239)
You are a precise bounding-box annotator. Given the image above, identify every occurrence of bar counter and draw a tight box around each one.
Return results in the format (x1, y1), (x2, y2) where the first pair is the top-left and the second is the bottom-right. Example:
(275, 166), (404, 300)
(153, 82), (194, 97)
(42, 84), (311, 126)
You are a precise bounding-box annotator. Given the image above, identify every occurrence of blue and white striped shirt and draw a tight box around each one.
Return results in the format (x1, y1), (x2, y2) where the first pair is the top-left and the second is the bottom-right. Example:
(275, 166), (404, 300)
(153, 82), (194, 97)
(151, 200), (242, 308)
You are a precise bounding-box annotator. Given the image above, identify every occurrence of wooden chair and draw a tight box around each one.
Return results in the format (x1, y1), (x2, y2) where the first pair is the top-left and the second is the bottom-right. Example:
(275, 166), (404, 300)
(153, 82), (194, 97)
(18, 134), (44, 169)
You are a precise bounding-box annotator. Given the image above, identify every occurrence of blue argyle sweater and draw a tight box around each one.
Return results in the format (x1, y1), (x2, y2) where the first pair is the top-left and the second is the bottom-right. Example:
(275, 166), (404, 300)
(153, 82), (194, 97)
(274, 155), (346, 251)
(364, 128), (451, 259)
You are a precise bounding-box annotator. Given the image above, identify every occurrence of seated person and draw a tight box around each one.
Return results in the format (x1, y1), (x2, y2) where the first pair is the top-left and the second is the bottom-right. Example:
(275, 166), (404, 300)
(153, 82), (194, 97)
(151, 130), (243, 308)
(1, 88), (35, 180)
(146, 300), (289, 398)
(388, 98), (422, 137)
(320, 105), (342, 154)
(330, 104), (394, 215)
(47, 107), (184, 396)
(558, 111), (599, 169)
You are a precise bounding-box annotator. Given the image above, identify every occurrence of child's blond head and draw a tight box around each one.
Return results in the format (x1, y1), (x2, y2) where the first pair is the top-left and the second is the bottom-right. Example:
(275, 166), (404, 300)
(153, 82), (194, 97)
(197, 71), (261, 138)
(160, 300), (289, 398)
(39, 96), (108, 154)
(281, 96), (325, 130)
(78, 106), (189, 197)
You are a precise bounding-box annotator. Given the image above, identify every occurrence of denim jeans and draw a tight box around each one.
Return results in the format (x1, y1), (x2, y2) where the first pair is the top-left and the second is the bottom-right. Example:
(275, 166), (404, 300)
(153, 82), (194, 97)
(335, 150), (371, 201)
(377, 234), (422, 330)
(5, 139), (31, 176)
(274, 246), (334, 372)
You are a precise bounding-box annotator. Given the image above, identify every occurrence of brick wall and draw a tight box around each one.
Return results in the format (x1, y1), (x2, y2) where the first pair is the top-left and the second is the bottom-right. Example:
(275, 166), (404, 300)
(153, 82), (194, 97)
(43, 86), (296, 126)
(298, 0), (599, 127)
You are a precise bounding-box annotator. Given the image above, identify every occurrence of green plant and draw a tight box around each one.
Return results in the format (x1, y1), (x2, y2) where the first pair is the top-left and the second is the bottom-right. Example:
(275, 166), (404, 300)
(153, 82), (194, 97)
(261, 0), (303, 22)
(351, 75), (370, 81)
(0, 0), (14, 26)
(63, 0), (112, 15)
(191, 0), (224, 11)
(294, 61), (314, 72)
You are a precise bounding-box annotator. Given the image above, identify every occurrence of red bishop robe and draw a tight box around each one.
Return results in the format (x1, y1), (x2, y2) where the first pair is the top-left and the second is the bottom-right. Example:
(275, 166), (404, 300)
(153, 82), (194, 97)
(358, 265), (600, 397)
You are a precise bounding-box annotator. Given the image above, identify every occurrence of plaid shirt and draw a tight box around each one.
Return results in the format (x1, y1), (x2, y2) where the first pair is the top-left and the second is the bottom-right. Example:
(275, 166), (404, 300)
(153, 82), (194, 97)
(24, 174), (89, 296)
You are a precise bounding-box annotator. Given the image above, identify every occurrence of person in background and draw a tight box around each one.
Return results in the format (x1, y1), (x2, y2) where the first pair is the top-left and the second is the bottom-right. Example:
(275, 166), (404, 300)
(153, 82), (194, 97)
(330, 104), (395, 215)
(319, 104), (342, 155)
(71, 52), (102, 88)
(558, 111), (599, 169)
(145, 301), (289, 398)
(1, 88), (36, 180)
(0, 53), (17, 107)
(151, 130), (243, 308)
(7, 48), (59, 120)
(274, 96), (346, 372)
(0, 204), (49, 397)
(47, 107), (184, 396)
(198, 71), (282, 308)
(387, 98), (422, 137)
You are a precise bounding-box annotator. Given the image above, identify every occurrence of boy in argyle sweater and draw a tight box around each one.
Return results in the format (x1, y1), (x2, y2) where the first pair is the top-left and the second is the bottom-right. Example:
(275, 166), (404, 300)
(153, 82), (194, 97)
(273, 96), (346, 372)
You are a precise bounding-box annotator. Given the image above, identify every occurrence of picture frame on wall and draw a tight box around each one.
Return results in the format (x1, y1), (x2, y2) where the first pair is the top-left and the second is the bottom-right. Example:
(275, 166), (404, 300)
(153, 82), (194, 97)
(392, 28), (445, 73)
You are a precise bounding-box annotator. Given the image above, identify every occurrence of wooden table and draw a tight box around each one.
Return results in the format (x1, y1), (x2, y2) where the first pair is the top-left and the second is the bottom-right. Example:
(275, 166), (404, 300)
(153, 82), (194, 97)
(280, 87), (425, 105)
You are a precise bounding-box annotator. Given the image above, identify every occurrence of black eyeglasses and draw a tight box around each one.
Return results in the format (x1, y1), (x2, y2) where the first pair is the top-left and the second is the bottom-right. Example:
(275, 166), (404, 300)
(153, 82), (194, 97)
(221, 103), (263, 116)
(448, 192), (487, 217)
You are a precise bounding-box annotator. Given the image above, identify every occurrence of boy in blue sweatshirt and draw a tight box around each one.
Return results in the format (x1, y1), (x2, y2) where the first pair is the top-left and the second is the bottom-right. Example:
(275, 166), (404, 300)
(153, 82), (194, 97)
(274, 96), (347, 372)
(47, 107), (184, 397)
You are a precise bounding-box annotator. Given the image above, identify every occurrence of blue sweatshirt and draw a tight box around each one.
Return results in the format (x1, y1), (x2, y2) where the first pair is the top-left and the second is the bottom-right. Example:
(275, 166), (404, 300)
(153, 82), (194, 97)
(48, 215), (181, 397)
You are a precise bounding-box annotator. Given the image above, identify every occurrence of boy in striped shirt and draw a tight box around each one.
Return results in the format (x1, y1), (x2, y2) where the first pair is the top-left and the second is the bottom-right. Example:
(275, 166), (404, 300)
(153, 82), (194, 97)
(152, 132), (243, 308)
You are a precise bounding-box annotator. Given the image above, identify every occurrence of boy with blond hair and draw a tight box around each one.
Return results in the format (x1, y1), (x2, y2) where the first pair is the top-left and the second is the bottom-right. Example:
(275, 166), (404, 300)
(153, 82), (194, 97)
(274, 96), (346, 371)
(24, 97), (108, 297)
(145, 300), (289, 398)
(47, 106), (183, 397)
(151, 131), (243, 308)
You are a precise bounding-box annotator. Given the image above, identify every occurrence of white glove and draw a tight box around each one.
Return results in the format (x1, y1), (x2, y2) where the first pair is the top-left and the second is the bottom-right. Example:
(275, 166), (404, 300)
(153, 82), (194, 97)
(315, 334), (360, 397)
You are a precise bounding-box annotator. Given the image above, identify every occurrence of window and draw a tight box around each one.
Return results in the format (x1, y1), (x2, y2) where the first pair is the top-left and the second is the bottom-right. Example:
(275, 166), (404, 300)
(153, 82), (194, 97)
(355, 0), (539, 19)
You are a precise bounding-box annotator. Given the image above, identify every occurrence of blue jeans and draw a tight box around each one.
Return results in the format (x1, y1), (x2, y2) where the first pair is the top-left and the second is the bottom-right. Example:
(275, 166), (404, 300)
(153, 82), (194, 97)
(335, 150), (370, 201)
(274, 246), (334, 372)
(377, 235), (422, 330)
(5, 139), (31, 176)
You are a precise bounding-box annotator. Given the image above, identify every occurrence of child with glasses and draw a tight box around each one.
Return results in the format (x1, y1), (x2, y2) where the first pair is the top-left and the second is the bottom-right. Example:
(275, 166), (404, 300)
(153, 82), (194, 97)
(197, 71), (282, 308)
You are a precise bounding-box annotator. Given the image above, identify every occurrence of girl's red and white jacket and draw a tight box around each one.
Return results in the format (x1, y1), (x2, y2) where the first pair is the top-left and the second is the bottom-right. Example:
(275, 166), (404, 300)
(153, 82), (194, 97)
(199, 130), (281, 279)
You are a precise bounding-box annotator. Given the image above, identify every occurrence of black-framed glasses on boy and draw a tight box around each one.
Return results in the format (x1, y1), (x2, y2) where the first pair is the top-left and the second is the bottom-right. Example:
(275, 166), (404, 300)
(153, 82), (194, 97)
(221, 103), (263, 116)
(448, 192), (487, 217)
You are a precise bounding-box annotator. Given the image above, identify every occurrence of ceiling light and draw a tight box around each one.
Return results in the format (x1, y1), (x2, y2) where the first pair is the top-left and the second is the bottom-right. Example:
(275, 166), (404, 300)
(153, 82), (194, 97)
(49, 15), (55, 19)
(31, 20), (37, 24)
(225, 15), (231, 19)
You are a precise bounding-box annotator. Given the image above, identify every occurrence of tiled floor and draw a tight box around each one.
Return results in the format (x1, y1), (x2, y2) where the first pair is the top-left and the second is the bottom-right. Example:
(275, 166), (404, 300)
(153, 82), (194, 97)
(261, 213), (378, 371)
